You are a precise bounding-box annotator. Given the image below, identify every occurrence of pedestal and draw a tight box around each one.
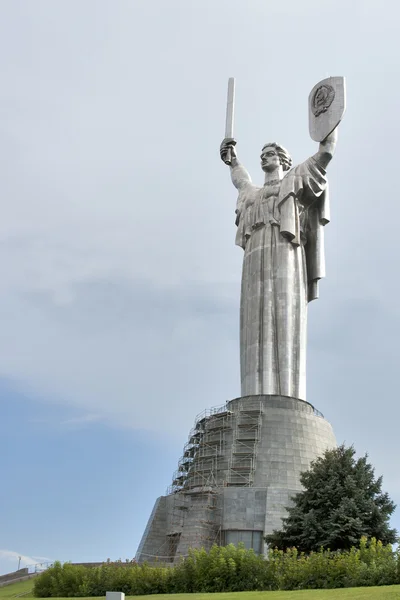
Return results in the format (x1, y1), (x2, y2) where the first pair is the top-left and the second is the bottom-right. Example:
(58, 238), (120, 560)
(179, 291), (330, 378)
(136, 395), (336, 563)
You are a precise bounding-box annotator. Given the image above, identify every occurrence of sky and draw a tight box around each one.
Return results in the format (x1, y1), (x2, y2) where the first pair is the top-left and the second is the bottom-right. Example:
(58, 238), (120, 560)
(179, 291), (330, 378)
(0, 0), (400, 575)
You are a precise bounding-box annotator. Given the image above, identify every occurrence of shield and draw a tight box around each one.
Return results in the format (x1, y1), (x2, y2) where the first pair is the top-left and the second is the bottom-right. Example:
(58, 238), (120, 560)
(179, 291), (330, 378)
(308, 76), (346, 142)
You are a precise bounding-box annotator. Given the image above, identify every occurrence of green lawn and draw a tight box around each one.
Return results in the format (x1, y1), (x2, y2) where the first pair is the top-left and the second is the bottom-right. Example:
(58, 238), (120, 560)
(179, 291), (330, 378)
(2, 584), (400, 599)
(0, 579), (36, 598)
(133, 592), (400, 600)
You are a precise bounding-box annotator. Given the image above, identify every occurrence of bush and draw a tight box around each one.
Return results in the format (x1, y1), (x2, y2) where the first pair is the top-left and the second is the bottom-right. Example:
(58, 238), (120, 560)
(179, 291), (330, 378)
(32, 538), (400, 597)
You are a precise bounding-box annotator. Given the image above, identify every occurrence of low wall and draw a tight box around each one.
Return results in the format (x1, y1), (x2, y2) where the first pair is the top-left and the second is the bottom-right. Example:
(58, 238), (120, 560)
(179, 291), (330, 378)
(0, 571), (39, 588)
(71, 562), (135, 568)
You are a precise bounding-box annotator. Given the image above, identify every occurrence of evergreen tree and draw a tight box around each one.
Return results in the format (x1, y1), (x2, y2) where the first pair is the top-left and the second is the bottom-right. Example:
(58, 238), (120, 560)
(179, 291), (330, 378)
(265, 444), (397, 552)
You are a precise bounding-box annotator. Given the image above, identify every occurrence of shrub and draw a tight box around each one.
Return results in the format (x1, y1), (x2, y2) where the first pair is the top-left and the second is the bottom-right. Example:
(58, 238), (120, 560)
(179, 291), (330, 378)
(32, 538), (400, 597)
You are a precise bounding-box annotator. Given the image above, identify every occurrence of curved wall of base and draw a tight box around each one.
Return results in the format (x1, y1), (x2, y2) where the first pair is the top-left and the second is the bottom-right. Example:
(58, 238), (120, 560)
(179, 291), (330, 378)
(136, 395), (336, 564)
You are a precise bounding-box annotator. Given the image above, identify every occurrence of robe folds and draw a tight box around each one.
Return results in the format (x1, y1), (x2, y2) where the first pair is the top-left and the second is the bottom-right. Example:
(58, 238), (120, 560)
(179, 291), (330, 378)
(235, 157), (329, 400)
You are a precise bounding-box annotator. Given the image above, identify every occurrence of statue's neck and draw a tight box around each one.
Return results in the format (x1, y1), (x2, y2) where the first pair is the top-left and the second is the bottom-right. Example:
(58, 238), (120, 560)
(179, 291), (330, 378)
(264, 168), (283, 186)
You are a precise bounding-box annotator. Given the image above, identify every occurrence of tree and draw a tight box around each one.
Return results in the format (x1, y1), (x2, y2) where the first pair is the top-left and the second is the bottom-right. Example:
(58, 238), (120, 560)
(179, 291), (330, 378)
(265, 444), (397, 552)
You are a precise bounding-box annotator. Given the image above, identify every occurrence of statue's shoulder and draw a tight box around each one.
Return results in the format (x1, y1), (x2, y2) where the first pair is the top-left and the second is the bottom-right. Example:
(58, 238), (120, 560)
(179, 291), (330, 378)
(282, 157), (315, 181)
(238, 182), (261, 197)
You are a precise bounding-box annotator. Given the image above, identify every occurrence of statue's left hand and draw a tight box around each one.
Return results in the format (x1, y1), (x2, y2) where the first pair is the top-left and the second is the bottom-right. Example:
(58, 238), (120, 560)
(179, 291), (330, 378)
(316, 126), (338, 169)
(322, 126), (338, 145)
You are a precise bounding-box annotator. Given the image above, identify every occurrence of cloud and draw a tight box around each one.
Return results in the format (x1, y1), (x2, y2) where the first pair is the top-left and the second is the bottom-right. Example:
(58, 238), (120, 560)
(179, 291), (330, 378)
(60, 414), (102, 426)
(0, 550), (53, 574)
(0, 274), (240, 435)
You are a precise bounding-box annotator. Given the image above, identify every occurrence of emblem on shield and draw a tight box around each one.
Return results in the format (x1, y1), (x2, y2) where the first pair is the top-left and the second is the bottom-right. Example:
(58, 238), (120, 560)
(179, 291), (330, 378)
(309, 77), (346, 142)
(311, 84), (335, 117)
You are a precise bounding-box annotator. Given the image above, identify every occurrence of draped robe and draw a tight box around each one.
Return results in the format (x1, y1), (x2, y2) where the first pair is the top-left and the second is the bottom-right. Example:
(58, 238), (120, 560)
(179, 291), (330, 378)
(235, 157), (329, 400)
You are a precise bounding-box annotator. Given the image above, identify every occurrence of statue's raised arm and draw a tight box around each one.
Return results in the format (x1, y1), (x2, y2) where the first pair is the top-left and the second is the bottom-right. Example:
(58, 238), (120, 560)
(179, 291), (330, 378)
(220, 137), (254, 229)
(220, 138), (252, 189)
(313, 126), (338, 169)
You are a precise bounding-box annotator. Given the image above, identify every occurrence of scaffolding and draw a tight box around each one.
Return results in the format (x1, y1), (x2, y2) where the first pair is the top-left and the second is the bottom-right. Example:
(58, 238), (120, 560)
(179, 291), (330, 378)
(180, 487), (222, 552)
(152, 399), (263, 562)
(227, 400), (263, 486)
(160, 404), (232, 561)
(166, 404), (233, 494)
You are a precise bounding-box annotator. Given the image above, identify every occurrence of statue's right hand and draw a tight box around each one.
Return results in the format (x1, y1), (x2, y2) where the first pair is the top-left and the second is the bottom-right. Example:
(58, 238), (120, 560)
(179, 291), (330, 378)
(220, 137), (237, 164)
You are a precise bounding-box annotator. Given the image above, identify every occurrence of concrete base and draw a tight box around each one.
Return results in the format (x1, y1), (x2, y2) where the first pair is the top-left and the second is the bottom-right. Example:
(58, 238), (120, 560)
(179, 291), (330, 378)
(136, 395), (336, 563)
(106, 593), (125, 600)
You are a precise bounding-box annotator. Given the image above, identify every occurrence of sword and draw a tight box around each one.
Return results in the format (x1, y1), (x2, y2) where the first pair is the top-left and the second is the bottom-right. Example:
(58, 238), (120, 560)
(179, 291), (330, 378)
(224, 77), (236, 165)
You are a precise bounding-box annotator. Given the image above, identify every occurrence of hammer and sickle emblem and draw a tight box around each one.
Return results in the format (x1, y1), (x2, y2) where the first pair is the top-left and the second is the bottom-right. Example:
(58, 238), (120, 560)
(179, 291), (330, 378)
(312, 84), (335, 117)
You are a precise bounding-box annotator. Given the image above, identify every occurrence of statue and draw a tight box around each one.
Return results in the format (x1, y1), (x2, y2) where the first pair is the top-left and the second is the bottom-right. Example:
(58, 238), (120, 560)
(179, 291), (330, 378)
(220, 77), (346, 401)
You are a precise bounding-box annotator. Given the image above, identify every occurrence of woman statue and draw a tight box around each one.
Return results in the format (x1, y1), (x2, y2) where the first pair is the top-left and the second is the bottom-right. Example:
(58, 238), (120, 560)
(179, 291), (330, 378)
(220, 128), (338, 401)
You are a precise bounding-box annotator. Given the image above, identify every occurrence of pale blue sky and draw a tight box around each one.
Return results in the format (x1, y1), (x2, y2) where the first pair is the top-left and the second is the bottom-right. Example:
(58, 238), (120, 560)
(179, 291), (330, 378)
(1, 0), (400, 575)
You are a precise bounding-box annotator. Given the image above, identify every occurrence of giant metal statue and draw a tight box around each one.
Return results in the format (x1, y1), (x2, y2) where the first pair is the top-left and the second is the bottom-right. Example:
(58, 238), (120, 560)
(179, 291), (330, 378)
(220, 77), (346, 401)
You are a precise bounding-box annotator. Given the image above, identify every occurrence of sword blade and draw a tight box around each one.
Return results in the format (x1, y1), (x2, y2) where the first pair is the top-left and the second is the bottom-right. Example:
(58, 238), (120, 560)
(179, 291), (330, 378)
(225, 77), (235, 138)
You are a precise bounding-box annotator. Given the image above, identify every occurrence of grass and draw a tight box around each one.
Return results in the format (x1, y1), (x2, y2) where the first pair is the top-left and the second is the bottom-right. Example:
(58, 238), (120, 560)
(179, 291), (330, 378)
(0, 579), (36, 598)
(2, 585), (400, 599)
(131, 592), (400, 599)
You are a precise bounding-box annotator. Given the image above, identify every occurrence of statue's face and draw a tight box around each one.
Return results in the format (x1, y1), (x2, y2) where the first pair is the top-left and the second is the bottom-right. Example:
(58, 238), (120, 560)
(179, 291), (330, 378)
(261, 146), (280, 172)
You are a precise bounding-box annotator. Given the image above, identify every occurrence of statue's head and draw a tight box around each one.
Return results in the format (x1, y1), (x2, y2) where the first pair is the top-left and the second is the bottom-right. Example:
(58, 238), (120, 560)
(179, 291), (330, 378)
(260, 143), (292, 173)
